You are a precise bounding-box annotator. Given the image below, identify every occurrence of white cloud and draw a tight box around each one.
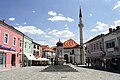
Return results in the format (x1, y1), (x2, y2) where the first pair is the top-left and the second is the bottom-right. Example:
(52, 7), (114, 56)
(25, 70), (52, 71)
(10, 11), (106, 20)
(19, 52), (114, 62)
(114, 20), (120, 26)
(24, 22), (27, 25)
(48, 11), (74, 22)
(59, 14), (63, 16)
(64, 24), (68, 27)
(14, 23), (19, 26)
(91, 29), (97, 32)
(9, 18), (15, 21)
(48, 29), (59, 34)
(95, 22), (108, 31)
(113, 1), (120, 10)
(67, 17), (74, 22)
(89, 13), (93, 17)
(48, 29), (75, 38)
(48, 11), (57, 16)
(32, 11), (36, 13)
(45, 35), (52, 38)
(38, 40), (49, 45)
(65, 27), (69, 30)
(48, 16), (74, 22)
(91, 20), (120, 34)
(15, 26), (46, 35)
(91, 21), (108, 32)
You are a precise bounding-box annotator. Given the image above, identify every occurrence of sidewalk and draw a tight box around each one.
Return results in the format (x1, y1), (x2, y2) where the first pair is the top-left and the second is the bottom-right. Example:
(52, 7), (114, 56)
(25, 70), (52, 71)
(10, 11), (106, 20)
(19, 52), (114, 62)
(0, 67), (22, 72)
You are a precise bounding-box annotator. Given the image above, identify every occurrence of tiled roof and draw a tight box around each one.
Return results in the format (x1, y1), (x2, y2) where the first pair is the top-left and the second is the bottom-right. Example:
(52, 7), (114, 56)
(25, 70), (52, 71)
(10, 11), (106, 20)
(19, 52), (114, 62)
(43, 48), (55, 52)
(40, 45), (49, 50)
(63, 39), (80, 48)
(50, 46), (56, 50)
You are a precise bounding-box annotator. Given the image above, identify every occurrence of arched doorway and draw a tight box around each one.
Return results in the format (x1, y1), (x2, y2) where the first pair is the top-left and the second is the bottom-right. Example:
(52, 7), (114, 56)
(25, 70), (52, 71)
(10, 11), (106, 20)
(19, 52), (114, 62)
(64, 54), (68, 63)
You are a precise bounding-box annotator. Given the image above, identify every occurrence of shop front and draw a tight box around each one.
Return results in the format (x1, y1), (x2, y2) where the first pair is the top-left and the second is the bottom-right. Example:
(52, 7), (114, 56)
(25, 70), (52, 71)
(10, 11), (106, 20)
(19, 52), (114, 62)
(0, 52), (6, 68)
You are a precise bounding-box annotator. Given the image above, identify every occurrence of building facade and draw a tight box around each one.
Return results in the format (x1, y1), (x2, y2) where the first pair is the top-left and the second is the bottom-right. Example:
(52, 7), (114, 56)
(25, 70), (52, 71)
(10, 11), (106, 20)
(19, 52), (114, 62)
(22, 35), (33, 66)
(55, 39), (81, 65)
(86, 26), (120, 70)
(0, 20), (23, 68)
(85, 34), (104, 67)
(33, 41), (41, 58)
(103, 27), (120, 70)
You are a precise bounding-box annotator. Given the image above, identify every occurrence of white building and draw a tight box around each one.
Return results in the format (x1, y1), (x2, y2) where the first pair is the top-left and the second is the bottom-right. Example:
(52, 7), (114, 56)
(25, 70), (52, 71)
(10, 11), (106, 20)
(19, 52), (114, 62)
(56, 39), (81, 64)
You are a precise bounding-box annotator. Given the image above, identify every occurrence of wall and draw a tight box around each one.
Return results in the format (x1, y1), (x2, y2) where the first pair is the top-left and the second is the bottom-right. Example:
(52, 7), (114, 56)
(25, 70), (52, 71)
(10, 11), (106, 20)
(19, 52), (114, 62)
(0, 24), (23, 68)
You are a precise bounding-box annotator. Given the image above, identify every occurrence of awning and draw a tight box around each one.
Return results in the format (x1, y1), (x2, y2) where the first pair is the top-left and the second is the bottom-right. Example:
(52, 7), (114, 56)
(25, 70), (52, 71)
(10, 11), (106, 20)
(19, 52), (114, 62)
(24, 53), (36, 60)
(35, 58), (49, 61)
(0, 49), (18, 53)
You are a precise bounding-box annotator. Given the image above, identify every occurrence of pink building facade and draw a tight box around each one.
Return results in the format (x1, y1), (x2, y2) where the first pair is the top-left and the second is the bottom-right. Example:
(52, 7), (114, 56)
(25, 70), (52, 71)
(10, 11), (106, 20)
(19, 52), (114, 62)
(0, 20), (23, 69)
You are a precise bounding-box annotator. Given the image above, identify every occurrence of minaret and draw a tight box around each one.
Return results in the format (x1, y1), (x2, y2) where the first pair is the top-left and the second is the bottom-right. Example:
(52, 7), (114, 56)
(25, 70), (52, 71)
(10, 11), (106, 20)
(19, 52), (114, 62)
(78, 8), (85, 65)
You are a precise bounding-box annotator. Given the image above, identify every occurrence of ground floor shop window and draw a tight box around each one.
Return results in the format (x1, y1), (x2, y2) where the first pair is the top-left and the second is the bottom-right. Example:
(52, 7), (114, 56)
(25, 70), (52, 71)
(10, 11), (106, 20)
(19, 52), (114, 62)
(0, 52), (6, 68)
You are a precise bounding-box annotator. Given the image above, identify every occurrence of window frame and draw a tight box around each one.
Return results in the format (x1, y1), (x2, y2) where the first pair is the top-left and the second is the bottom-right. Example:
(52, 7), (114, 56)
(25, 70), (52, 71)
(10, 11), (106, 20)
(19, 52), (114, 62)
(4, 32), (9, 44)
(20, 39), (22, 48)
(13, 36), (17, 46)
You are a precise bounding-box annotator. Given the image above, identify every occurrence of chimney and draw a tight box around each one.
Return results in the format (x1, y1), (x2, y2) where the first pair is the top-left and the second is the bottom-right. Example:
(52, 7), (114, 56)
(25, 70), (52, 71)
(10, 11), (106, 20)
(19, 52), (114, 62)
(116, 26), (120, 30)
(109, 28), (113, 33)
(2, 19), (5, 22)
(113, 29), (115, 31)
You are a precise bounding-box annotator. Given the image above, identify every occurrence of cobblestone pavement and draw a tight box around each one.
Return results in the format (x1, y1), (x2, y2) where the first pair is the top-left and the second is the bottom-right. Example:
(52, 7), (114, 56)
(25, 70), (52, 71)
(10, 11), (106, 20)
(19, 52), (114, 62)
(41, 65), (78, 72)
(0, 65), (120, 80)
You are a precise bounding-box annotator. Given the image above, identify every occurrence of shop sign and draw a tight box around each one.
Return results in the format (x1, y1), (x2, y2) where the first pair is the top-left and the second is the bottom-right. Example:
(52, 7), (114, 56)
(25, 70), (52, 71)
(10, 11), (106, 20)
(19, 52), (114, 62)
(0, 45), (15, 51)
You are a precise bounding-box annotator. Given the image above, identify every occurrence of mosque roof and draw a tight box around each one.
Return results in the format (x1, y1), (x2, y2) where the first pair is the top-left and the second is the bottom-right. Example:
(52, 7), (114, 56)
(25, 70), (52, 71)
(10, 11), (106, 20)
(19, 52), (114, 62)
(63, 39), (80, 49)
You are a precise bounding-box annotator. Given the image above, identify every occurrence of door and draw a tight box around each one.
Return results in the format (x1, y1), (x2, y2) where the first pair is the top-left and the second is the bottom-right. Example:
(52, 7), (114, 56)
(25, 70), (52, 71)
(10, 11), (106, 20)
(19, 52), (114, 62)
(64, 54), (68, 63)
(11, 54), (16, 66)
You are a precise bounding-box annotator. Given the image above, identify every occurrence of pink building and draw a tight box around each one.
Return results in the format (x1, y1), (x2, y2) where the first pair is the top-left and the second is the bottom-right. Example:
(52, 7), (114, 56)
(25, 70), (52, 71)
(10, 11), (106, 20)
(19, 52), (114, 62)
(0, 20), (23, 69)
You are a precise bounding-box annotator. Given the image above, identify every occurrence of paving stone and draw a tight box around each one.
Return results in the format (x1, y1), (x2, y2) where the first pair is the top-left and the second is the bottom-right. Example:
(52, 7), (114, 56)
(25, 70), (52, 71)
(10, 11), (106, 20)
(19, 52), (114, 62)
(41, 65), (78, 72)
(0, 65), (120, 80)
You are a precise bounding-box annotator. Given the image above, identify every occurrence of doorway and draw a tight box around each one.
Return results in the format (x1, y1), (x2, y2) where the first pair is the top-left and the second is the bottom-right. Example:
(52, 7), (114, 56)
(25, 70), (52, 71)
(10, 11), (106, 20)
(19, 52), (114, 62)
(64, 54), (68, 63)
(11, 54), (16, 66)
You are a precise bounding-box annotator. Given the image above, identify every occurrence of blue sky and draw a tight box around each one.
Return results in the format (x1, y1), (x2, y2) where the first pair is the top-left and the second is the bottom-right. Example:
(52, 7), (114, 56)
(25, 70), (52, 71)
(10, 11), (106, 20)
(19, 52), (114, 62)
(0, 0), (120, 46)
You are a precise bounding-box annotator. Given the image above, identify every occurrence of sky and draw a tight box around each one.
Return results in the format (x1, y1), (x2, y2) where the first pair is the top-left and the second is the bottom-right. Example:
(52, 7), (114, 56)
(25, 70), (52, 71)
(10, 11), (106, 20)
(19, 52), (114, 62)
(0, 0), (120, 46)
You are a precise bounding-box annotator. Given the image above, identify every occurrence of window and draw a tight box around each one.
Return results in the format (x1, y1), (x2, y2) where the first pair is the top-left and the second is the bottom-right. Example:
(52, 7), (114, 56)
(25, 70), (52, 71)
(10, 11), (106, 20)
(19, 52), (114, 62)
(96, 43), (99, 49)
(72, 50), (74, 54)
(91, 45), (93, 52)
(100, 42), (102, 50)
(106, 43), (109, 48)
(34, 44), (36, 48)
(111, 42), (115, 47)
(20, 40), (22, 48)
(37, 45), (39, 49)
(106, 41), (115, 49)
(29, 44), (31, 49)
(4, 33), (9, 44)
(25, 42), (27, 48)
(13, 36), (17, 46)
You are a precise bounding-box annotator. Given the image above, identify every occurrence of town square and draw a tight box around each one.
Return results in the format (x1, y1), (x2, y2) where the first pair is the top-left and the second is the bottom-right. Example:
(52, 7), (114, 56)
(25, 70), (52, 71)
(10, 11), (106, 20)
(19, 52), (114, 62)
(0, 0), (120, 80)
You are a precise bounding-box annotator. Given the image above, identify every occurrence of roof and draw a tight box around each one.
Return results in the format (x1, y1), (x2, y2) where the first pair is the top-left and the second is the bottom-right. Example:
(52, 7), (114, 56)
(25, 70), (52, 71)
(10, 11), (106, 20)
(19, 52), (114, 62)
(63, 39), (80, 49)
(40, 45), (49, 49)
(0, 20), (23, 35)
(43, 48), (55, 52)
(85, 34), (104, 44)
(50, 46), (56, 50)
(56, 39), (63, 46)
(32, 41), (41, 46)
